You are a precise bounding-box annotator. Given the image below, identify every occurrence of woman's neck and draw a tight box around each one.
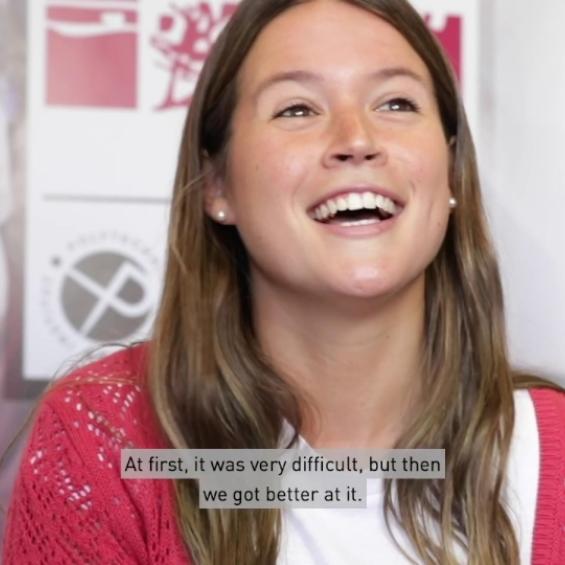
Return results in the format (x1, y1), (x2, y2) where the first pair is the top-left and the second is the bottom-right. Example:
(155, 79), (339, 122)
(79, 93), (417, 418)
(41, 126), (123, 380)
(252, 274), (426, 450)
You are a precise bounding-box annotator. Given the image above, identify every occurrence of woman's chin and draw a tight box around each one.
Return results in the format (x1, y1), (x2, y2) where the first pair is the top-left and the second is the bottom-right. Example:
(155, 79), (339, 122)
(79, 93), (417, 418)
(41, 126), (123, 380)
(328, 267), (397, 300)
(323, 264), (424, 304)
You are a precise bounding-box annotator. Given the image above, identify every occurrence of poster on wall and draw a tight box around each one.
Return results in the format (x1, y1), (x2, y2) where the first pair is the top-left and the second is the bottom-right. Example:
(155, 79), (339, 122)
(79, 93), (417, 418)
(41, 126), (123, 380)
(3, 0), (479, 389)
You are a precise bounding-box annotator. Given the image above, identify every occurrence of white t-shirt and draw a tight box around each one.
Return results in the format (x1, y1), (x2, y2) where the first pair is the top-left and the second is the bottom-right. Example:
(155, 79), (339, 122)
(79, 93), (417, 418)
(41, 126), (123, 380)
(277, 390), (539, 564)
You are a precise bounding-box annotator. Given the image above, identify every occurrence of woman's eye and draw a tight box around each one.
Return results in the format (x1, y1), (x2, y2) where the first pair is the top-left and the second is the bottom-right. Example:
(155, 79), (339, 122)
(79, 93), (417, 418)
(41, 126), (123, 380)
(380, 98), (420, 112)
(274, 104), (315, 118)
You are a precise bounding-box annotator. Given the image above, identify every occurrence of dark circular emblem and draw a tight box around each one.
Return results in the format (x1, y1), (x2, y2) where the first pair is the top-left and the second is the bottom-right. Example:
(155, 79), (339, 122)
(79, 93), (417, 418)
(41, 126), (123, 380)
(60, 250), (151, 341)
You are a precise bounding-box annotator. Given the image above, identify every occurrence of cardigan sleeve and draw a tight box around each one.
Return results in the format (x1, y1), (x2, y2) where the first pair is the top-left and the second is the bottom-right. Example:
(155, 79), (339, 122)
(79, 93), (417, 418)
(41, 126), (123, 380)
(2, 398), (149, 565)
(530, 387), (565, 565)
(2, 345), (191, 565)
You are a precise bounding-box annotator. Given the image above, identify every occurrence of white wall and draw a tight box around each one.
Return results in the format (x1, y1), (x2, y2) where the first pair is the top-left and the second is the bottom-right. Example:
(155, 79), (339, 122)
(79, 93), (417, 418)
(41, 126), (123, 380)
(479, 0), (565, 382)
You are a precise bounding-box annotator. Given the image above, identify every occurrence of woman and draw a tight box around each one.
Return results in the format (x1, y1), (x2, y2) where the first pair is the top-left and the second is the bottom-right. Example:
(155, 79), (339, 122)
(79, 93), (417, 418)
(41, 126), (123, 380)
(3, 0), (564, 563)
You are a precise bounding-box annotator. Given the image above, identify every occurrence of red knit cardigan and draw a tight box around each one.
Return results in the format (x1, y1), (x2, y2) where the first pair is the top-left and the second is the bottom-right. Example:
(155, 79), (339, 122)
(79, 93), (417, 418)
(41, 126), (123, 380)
(2, 345), (564, 564)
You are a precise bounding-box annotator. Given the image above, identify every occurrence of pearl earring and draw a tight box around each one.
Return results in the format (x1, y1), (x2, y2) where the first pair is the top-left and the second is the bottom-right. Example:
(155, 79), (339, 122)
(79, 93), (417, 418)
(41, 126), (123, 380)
(216, 210), (226, 222)
(449, 197), (457, 209)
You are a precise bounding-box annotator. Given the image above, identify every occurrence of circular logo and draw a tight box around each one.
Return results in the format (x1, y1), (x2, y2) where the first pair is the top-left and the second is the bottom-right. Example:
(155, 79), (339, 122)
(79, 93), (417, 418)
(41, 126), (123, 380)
(42, 232), (161, 346)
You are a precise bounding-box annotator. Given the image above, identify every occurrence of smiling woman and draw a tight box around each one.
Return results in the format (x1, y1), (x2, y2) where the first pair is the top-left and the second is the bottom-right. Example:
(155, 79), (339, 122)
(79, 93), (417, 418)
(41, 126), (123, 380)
(206, 2), (452, 306)
(2, 1), (565, 564)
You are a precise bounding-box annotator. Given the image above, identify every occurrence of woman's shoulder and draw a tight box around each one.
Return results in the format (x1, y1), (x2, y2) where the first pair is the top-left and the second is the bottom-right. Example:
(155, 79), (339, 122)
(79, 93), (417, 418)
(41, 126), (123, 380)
(523, 385), (565, 456)
(524, 385), (565, 474)
(519, 386), (565, 565)
(39, 341), (165, 449)
(526, 385), (565, 419)
(50, 341), (149, 392)
(3, 344), (190, 563)
(514, 386), (565, 468)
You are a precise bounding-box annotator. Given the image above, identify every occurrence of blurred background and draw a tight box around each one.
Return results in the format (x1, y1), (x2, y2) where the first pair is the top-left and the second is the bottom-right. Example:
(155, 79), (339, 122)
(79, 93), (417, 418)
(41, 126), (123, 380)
(1, 0), (564, 549)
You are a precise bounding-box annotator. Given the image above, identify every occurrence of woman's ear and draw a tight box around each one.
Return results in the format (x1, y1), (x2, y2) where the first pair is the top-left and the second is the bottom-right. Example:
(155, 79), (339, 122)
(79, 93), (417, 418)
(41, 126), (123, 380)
(202, 156), (236, 225)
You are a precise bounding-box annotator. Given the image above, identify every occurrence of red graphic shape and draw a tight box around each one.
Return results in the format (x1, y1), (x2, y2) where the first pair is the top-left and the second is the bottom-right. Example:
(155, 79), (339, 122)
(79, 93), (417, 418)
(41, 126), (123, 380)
(151, 2), (237, 110)
(149, 5), (463, 112)
(425, 15), (462, 83)
(46, 6), (138, 108)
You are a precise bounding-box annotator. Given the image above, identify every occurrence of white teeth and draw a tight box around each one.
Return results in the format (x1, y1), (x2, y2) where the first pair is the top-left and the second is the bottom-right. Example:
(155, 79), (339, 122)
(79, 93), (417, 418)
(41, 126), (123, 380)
(384, 200), (396, 214)
(340, 218), (380, 227)
(376, 194), (396, 214)
(362, 192), (377, 209)
(347, 193), (363, 210)
(336, 197), (348, 211)
(328, 200), (338, 215)
(312, 191), (399, 222)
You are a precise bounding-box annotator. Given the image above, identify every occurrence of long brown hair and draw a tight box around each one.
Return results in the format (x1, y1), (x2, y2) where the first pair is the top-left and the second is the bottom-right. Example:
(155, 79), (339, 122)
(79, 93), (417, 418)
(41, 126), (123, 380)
(148, 1), (562, 564)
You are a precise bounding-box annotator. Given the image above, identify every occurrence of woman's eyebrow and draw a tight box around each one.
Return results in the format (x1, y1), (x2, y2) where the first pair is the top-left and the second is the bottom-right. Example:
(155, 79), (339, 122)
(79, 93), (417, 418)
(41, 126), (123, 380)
(252, 67), (427, 101)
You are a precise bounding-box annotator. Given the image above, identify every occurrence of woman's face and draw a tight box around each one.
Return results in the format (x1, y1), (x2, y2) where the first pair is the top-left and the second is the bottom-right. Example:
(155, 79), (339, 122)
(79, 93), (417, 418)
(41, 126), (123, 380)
(206, 0), (453, 302)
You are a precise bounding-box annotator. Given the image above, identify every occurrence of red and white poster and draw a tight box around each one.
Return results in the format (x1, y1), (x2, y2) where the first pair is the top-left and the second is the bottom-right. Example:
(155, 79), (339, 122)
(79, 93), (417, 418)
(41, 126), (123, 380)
(46, 2), (139, 107)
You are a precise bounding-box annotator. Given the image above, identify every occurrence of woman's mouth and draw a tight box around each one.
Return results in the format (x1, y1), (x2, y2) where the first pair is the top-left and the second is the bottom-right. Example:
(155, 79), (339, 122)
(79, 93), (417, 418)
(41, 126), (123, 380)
(310, 191), (402, 227)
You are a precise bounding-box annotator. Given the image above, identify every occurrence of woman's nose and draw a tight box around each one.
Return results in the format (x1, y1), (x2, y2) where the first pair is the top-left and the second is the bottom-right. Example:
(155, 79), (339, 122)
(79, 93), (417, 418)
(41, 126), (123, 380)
(322, 109), (386, 167)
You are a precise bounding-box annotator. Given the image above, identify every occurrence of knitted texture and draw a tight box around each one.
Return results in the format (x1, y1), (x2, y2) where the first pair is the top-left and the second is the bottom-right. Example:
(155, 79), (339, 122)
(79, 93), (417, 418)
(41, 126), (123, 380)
(2, 344), (191, 564)
(530, 387), (565, 565)
(3, 344), (564, 564)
